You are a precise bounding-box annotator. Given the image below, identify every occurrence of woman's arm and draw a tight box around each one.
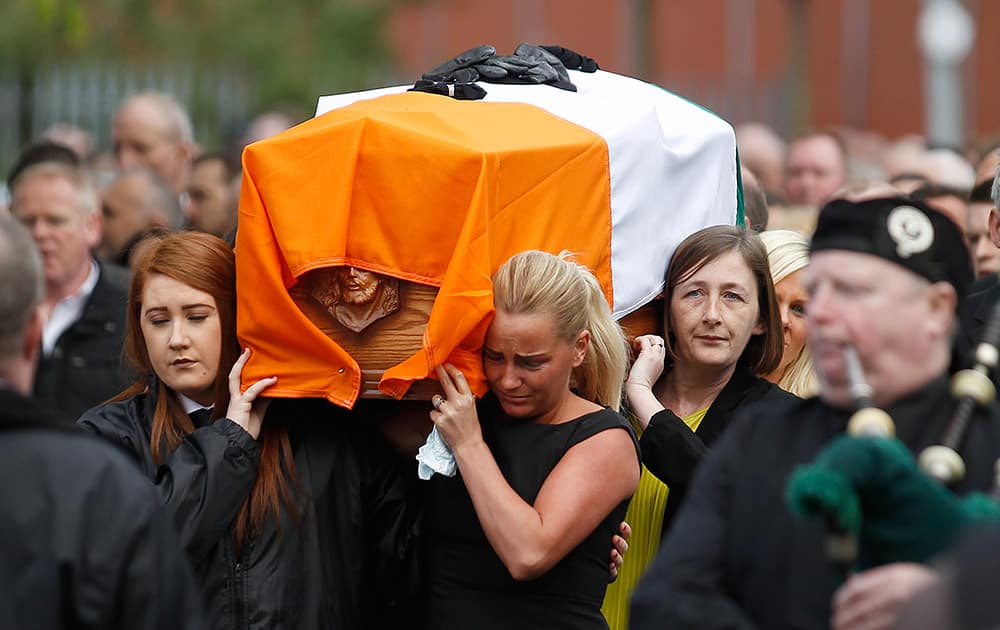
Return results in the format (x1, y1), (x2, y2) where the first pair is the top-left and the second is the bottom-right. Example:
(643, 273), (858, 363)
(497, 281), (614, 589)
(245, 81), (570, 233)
(432, 364), (640, 581)
(640, 409), (708, 488)
(78, 349), (275, 562)
(626, 335), (709, 487)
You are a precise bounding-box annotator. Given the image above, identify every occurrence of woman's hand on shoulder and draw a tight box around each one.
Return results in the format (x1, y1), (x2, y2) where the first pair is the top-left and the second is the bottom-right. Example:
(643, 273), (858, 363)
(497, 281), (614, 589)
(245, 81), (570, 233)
(430, 364), (483, 454)
(225, 348), (277, 440)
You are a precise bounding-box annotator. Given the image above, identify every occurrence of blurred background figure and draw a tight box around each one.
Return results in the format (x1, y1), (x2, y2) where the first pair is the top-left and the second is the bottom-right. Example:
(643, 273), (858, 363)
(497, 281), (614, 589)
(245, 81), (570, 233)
(759, 229), (818, 398)
(974, 146), (1000, 186)
(741, 166), (769, 232)
(908, 149), (976, 235)
(782, 132), (849, 209)
(881, 135), (927, 181)
(239, 110), (299, 146)
(916, 148), (976, 194)
(965, 179), (1000, 281)
(6, 141), (81, 192)
(7, 159), (130, 421)
(41, 123), (95, 162)
(112, 92), (196, 198)
(185, 152), (240, 240)
(911, 183), (970, 234)
(735, 122), (786, 201)
(958, 166), (1000, 366)
(99, 168), (184, 266)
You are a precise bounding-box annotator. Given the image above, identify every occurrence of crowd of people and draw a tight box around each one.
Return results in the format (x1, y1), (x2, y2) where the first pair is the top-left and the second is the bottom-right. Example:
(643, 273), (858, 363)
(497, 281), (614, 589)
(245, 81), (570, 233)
(2, 86), (1000, 630)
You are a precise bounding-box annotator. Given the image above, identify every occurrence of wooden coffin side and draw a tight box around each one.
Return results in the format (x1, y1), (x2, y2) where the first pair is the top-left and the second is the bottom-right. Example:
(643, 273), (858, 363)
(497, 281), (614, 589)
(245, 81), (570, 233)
(290, 277), (663, 400)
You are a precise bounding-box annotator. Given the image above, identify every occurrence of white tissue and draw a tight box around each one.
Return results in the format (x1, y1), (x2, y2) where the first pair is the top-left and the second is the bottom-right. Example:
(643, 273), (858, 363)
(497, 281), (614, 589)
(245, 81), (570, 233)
(416, 426), (457, 480)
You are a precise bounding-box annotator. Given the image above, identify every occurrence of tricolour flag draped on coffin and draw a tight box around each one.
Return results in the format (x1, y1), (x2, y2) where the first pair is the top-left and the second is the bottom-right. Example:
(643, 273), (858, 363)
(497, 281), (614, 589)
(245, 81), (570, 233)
(236, 69), (740, 409)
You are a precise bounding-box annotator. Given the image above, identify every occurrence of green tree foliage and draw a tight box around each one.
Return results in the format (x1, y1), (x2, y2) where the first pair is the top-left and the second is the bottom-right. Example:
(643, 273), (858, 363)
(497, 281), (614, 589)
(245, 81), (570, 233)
(0, 0), (404, 147)
(154, 0), (398, 106)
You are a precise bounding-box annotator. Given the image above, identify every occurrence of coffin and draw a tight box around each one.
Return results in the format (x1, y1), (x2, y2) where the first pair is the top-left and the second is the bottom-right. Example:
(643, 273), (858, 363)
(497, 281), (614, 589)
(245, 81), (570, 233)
(235, 70), (739, 408)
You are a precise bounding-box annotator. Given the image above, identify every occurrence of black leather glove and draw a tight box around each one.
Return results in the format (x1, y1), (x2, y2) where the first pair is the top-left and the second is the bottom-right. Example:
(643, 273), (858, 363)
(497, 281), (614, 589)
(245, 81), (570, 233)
(473, 44), (576, 92)
(422, 45), (495, 82)
(408, 79), (487, 101)
(541, 45), (599, 72)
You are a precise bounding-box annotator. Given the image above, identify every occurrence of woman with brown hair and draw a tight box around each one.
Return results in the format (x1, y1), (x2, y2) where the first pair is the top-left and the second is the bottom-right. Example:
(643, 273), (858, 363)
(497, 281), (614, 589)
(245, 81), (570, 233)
(78, 231), (420, 629)
(602, 225), (797, 629)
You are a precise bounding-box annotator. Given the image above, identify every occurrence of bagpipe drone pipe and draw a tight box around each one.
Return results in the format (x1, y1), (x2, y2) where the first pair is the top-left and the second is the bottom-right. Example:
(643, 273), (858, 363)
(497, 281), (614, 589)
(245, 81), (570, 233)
(784, 304), (1000, 573)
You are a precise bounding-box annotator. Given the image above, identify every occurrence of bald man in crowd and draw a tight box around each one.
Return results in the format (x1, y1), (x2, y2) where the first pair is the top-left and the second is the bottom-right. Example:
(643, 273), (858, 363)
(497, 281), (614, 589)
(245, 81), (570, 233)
(112, 92), (196, 196)
(783, 132), (849, 208)
(99, 168), (183, 266)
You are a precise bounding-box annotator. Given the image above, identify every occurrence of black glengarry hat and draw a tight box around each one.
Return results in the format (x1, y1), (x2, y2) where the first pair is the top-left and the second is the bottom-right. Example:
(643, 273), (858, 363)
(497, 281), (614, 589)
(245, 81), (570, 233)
(810, 196), (972, 303)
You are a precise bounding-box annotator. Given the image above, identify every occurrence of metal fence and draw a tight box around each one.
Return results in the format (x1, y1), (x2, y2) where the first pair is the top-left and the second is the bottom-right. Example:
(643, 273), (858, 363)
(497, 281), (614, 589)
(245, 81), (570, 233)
(0, 62), (253, 176)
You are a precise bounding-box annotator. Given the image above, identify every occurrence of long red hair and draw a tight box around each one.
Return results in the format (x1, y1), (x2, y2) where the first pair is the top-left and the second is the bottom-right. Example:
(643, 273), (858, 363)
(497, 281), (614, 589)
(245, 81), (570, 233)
(115, 231), (298, 546)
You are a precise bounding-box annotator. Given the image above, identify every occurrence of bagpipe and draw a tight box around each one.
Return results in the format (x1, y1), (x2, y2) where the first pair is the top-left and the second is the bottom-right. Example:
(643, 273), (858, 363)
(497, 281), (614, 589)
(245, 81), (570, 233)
(785, 304), (1000, 574)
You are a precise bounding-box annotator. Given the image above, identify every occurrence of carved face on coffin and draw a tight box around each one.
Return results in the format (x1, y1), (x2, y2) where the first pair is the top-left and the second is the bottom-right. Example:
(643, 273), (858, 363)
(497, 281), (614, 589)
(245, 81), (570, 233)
(307, 266), (400, 333)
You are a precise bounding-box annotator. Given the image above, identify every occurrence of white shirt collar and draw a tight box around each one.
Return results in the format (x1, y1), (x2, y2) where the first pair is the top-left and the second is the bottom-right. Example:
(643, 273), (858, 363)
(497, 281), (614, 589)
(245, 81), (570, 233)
(41, 259), (100, 356)
(178, 393), (214, 415)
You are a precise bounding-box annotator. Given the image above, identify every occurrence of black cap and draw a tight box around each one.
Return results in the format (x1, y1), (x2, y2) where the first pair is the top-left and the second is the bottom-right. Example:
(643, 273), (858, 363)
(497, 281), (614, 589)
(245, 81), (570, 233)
(811, 196), (972, 304)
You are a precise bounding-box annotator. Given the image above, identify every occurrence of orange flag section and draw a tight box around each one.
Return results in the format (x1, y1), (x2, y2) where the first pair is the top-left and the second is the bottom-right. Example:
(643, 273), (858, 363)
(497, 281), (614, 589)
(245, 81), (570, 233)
(236, 92), (613, 408)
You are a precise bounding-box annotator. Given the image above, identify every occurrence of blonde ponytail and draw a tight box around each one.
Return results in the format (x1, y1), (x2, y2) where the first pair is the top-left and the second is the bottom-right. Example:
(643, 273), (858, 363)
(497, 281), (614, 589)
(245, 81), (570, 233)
(492, 250), (628, 409)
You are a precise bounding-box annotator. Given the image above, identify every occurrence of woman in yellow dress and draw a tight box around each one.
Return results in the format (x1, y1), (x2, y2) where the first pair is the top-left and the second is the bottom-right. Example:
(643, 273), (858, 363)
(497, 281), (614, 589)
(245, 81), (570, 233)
(602, 226), (795, 629)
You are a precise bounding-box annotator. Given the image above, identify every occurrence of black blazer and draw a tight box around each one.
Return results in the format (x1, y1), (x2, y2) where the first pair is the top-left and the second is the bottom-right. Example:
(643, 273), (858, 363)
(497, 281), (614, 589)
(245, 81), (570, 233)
(638, 364), (799, 537)
(957, 281), (1000, 377)
(33, 261), (132, 422)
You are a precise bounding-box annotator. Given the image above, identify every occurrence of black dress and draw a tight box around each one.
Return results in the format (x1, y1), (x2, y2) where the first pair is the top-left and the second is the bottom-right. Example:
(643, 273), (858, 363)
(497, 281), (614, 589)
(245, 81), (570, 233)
(425, 395), (640, 630)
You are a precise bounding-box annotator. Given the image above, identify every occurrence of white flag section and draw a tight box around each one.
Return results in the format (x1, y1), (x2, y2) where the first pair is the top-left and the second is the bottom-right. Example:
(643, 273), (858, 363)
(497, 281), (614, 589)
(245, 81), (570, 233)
(316, 70), (738, 319)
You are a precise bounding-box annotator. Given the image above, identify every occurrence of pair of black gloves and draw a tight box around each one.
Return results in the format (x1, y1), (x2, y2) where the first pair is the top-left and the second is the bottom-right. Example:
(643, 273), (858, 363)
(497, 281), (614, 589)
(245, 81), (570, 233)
(409, 44), (599, 101)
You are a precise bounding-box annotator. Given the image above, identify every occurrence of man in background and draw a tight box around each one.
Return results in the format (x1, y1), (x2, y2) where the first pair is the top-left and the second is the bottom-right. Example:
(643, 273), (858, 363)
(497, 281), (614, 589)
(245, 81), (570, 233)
(782, 132), (849, 208)
(99, 167), (183, 266)
(965, 179), (1000, 282)
(8, 161), (130, 421)
(0, 213), (205, 629)
(185, 152), (240, 239)
(112, 91), (196, 198)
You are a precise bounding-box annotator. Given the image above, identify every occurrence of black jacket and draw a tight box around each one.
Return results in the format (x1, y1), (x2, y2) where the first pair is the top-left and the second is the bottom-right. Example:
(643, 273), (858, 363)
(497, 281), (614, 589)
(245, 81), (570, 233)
(957, 281), (1000, 374)
(638, 365), (798, 535)
(33, 261), (131, 422)
(630, 377), (1000, 630)
(78, 391), (422, 630)
(0, 387), (205, 629)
